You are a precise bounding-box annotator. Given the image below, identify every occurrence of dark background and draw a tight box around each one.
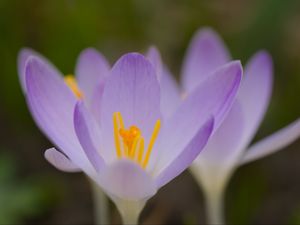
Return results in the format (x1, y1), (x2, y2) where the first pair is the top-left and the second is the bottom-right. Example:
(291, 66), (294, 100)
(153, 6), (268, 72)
(0, 0), (300, 224)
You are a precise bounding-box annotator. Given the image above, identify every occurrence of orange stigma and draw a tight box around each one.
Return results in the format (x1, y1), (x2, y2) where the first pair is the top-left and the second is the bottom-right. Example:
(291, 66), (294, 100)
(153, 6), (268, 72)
(64, 75), (84, 99)
(119, 126), (141, 156)
(113, 112), (161, 169)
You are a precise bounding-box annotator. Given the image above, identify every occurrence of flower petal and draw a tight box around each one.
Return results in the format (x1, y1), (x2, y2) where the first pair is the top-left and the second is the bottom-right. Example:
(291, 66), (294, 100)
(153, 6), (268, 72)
(18, 48), (61, 93)
(25, 57), (95, 176)
(240, 118), (300, 165)
(191, 101), (245, 192)
(74, 101), (106, 171)
(100, 53), (161, 162)
(194, 101), (245, 168)
(90, 80), (106, 124)
(44, 148), (81, 172)
(159, 67), (181, 119)
(146, 47), (181, 119)
(146, 46), (163, 80)
(75, 48), (110, 103)
(151, 61), (242, 173)
(98, 160), (157, 201)
(155, 117), (214, 188)
(237, 51), (273, 148)
(182, 28), (230, 93)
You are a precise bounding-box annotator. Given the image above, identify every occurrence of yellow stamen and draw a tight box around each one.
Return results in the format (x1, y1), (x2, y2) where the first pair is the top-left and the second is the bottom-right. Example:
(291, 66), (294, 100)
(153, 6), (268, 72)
(137, 137), (145, 163)
(113, 112), (122, 158)
(129, 136), (140, 159)
(119, 126), (141, 155)
(64, 75), (83, 99)
(142, 120), (161, 169)
(116, 112), (124, 129)
(112, 112), (160, 169)
(123, 142), (129, 157)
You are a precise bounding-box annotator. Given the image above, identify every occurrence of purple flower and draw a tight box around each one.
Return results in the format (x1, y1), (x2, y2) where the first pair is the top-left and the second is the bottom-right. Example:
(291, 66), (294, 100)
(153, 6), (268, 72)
(188, 28), (300, 189)
(148, 28), (300, 224)
(18, 48), (110, 122)
(18, 48), (241, 222)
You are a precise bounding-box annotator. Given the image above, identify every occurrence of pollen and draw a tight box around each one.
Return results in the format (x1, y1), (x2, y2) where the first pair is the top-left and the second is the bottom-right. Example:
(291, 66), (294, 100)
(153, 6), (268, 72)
(64, 75), (84, 99)
(113, 112), (161, 169)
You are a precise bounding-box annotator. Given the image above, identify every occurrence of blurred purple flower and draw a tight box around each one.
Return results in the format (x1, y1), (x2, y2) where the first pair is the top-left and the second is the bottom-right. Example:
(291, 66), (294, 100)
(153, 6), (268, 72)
(147, 28), (300, 224)
(187, 28), (300, 191)
(18, 48), (241, 222)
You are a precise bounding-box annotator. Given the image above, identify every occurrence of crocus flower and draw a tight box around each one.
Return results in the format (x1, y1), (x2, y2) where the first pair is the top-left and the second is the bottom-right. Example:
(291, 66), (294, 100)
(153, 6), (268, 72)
(149, 28), (300, 224)
(20, 48), (242, 224)
(18, 47), (112, 224)
(18, 47), (110, 122)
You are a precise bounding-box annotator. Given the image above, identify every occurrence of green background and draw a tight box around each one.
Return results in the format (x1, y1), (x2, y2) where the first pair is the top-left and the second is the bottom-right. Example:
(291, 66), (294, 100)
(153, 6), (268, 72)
(0, 0), (300, 224)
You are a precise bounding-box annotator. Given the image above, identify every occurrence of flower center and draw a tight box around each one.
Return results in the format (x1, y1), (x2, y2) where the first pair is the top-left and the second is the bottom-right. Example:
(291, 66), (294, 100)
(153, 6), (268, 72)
(113, 112), (161, 169)
(119, 126), (141, 154)
(64, 75), (84, 99)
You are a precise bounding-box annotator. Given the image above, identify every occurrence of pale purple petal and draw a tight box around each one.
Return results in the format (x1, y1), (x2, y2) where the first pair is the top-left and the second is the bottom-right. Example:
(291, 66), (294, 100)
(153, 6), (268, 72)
(100, 53), (161, 162)
(90, 80), (105, 124)
(155, 117), (214, 188)
(74, 101), (106, 171)
(182, 28), (230, 93)
(237, 51), (273, 148)
(18, 48), (61, 93)
(147, 47), (181, 119)
(240, 118), (300, 165)
(159, 67), (181, 119)
(98, 160), (157, 200)
(25, 57), (95, 176)
(146, 46), (163, 80)
(193, 101), (245, 170)
(18, 48), (36, 92)
(75, 48), (110, 103)
(151, 61), (242, 173)
(44, 148), (81, 172)
(190, 102), (245, 194)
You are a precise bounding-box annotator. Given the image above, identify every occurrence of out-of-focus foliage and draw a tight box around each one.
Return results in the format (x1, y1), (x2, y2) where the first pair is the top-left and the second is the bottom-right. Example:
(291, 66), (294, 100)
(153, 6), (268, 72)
(290, 206), (300, 225)
(227, 167), (267, 224)
(0, 153), (59, 224)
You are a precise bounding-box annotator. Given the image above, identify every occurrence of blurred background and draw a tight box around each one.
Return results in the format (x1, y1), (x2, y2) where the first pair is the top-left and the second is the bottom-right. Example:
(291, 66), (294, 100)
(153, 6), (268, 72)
(0, 0), (300, 224)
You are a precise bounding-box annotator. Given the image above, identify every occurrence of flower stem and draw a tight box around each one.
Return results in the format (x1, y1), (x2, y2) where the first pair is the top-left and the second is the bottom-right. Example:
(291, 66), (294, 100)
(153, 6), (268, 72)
(115, 199), (145, 225)
(205, 189), (225, 225)
(190, 166), (232, 225)
(91, 182), (109, 225)
(121, 211), (139, 225)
